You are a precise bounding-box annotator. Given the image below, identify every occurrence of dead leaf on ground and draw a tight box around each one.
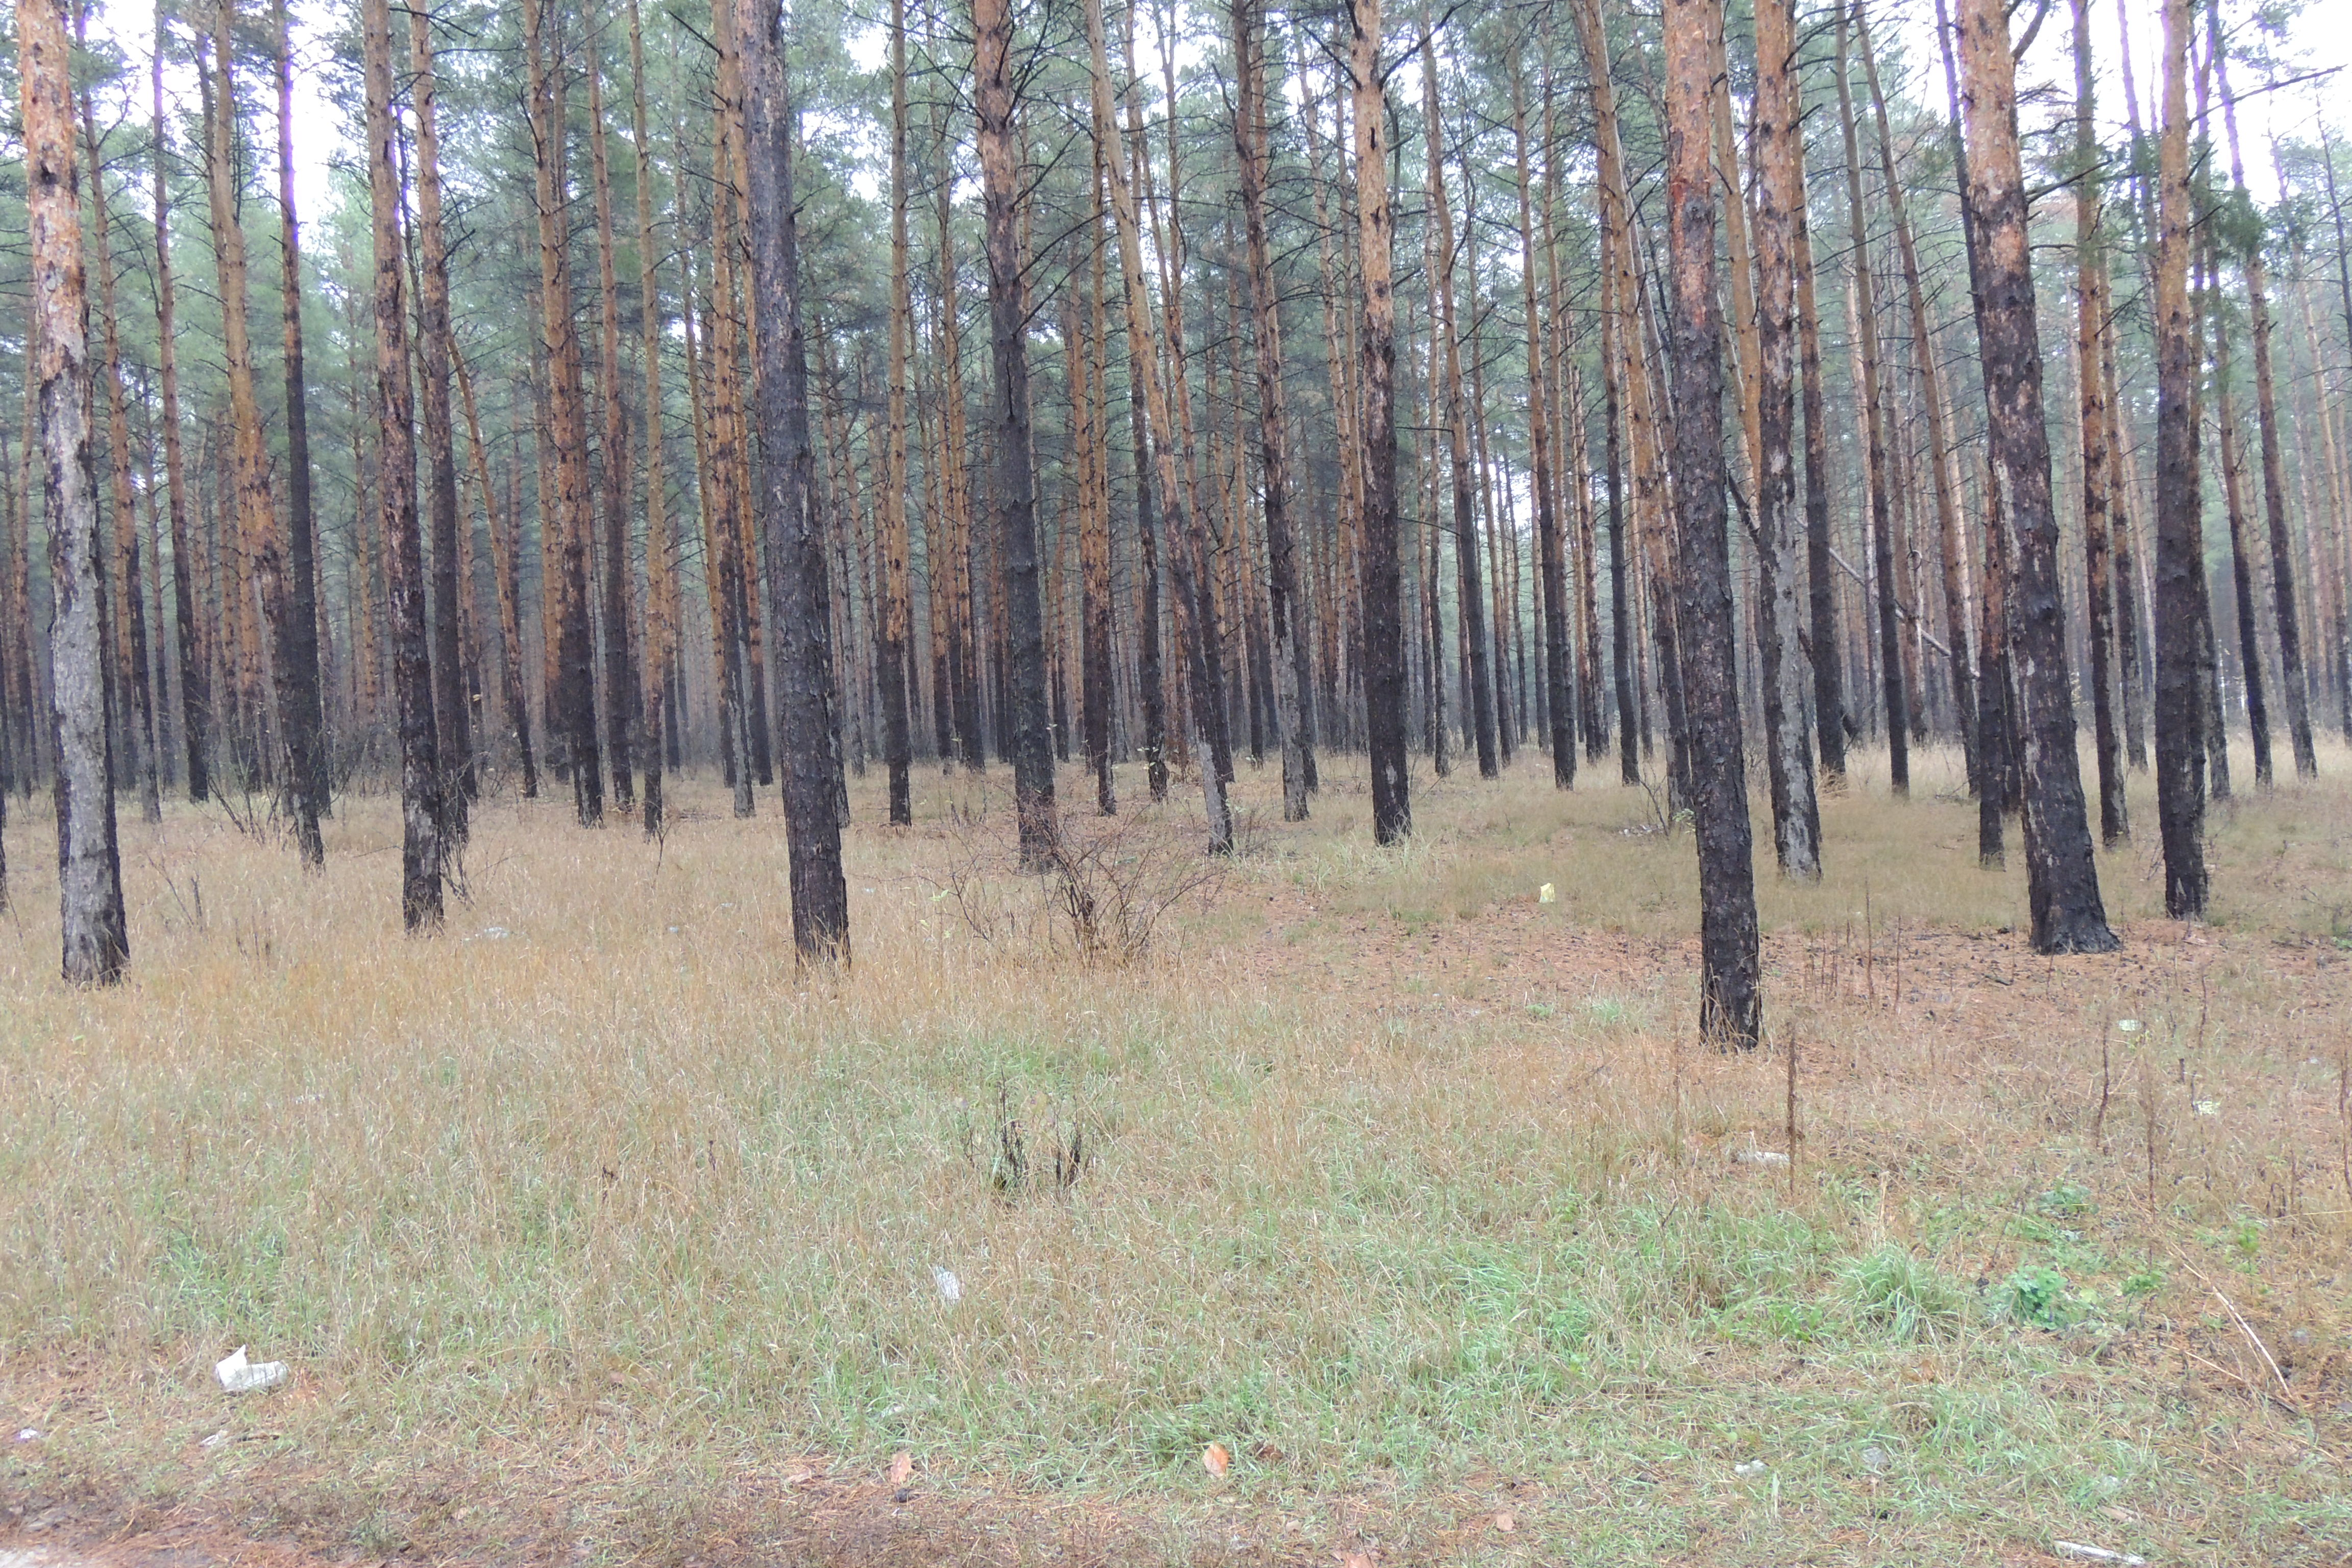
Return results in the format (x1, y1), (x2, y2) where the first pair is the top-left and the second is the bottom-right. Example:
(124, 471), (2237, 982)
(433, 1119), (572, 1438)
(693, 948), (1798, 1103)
(1493, 1510), (1516, 1532)
(888, 1451), (913, 1487)
(1202, 1441), (1231, 1477)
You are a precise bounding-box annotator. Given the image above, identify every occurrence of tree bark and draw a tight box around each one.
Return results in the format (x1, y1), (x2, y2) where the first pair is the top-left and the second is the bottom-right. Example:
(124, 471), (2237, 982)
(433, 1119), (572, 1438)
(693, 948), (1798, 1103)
(363, 0), (444, 930)
(408, 0), (471, 839)
(455, 351), (537, 800)
(1955, 0), (2117, 953)
(1836, 2), (1907, 794)
(1662, 0), (1761, 1047)
(1752, 0), (1823, 878)
(973, 0), (1057, 864)
(1351, 0), (1409, 840)
(629, 0), (671, 835)
(25, 0), (128, 982)
(2214, 29), (2316, 779)
(1510, 52), (1570, 791)
(741, 0), (850, 962)
(1238, 0), (1317, 813)
(878, 0), (915, 824)
(150, 2), (209, 804)
(78, 59), (160, 826)
(206, 0), (321, 863)
(585, 5), (636, 813)
(2070, 0), (2126, 842)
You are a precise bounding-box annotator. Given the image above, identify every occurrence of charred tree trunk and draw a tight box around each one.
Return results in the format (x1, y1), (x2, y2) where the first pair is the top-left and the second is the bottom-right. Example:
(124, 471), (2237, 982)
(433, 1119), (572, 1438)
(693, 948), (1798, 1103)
(741, 0), (850, 962)
(1352, 0), (1409, 841)
(2069, 0), (2126, 843)
(878, 0), (915, 824)
(1662, 0), (1761, 1046)
(2151, 0), (2206, 914)
(408, 1), (470, 839)
(363, 0), (444, 929)
(1956, 0), (2116, 953)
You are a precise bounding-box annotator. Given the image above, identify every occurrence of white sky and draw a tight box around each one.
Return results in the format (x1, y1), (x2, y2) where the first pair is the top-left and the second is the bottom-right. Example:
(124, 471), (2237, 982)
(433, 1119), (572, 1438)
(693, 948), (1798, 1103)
(75, 0), (2352, 255)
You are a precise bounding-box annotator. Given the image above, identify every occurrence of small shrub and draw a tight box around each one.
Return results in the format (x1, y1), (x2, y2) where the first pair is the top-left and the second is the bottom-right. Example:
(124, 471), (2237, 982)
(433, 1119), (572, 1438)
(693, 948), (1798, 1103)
(1997, 1263), (2076, 1329)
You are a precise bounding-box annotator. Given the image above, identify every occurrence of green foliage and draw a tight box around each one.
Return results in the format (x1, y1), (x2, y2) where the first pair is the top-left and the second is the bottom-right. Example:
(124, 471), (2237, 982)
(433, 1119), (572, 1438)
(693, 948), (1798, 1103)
(1844, 1244), (1964, 1341)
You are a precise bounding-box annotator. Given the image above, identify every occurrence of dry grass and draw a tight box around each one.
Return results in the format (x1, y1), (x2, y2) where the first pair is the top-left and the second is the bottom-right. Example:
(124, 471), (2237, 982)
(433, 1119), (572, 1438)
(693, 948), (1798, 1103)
(1, 739), (2348, 1566)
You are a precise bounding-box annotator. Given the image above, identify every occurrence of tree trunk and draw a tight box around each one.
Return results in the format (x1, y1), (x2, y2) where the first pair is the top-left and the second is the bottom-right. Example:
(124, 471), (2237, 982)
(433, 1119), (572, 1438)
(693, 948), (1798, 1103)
(1350, 0), (1409, 840)
(1752, 0), (1823, 878)
(2213, 296), (2271, 787)
(973, 0), (1057, 864)
(206, 0), (321, 863)
(150, 4), (209, 804)
(1955, 0), (2117, 953)
(2069, 0), (2126, 842)
(1510, 55), (1570, 791)
(25, 0), (128, 982)
(526, 0), (603, 824)
(455, 351), (537, 800)
(1238, 0), (1317, 813)
(1661, 0), (1761, 1047)
(362, 0), (444, 930)
(2213, 30), (2316, 779)
(1860, 3), (1976, 787)
(1792, 124), (1846, 784)
(408, 0), (470, 839)
(629, 0), (671, 835)
(1836, 2), (1907, 794)
(1078, 180), (1117, 815)
(878, 0), (915, 824)
(78, 61), (160, 826)
(740, 0), (850, 962)
(585, 6), (636, 813)
(1088, 0), (1227, 850)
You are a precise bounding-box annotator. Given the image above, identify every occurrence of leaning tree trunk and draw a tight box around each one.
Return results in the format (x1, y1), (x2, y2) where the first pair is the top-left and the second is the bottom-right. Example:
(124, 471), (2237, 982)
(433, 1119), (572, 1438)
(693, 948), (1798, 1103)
(1751, 0), (1822, 878)
(973, 0), (1057, 865)
(1955, 0), (2117, 954)
(25, 0), (128, 983)
(1085, 0), (1229, 852)
(362, 0), (443, 930)
(740, 0), (850, 963)
(1661, 0), (1761, 1047)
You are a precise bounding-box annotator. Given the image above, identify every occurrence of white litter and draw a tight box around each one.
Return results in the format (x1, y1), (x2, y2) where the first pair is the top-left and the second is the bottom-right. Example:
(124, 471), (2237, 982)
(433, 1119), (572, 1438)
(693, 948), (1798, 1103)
(1538, 883), (1556, 904)
(2053, 1544), (2147, 1566)
(200, 1430), (231, 1449)
(1734, 1459), (1768, 1477)
(932, 1266), (963, 1304)
(14, 1429), (38, 1442)
(1734, 1149), (1792, 1167)
(464, 926), (513, 943)
(214, 1346), (287, 1393)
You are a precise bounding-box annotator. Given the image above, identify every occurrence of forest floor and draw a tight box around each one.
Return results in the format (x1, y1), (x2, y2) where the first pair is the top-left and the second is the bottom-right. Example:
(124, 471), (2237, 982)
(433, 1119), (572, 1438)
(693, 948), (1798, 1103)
(3, 739), (2349, 1566)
